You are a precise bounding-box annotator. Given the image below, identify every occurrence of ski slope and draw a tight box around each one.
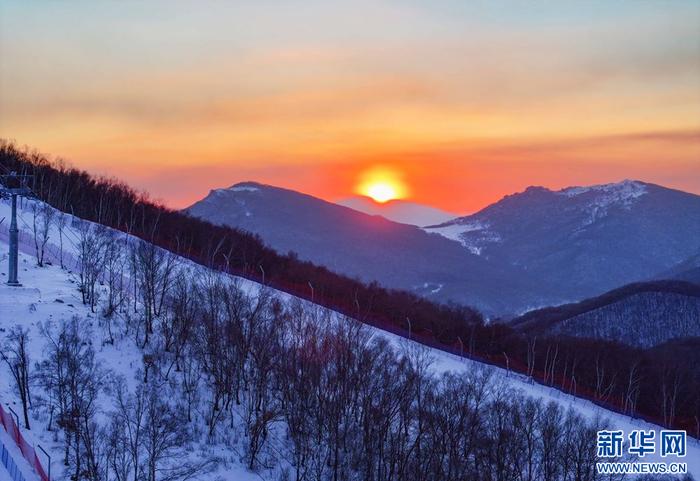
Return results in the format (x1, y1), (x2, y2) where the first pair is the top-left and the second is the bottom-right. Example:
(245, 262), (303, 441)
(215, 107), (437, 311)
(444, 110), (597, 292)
(0, 197), (698, 479)
(0, 427), (41, 481)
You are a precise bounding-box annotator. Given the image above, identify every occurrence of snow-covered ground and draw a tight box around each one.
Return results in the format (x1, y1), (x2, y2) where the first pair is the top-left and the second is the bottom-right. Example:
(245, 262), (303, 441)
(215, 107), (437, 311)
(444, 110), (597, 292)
(0, 426), (41, 481)
(0, 197), (698, 479)
(422, 220), (497, 255)
(0, 198), (271, 481)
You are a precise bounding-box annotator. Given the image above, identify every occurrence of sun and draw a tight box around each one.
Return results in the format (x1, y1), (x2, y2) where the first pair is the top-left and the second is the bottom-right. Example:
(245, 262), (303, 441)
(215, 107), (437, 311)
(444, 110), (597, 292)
(356, 166), (408, 203)
(366, 181), (399, 203)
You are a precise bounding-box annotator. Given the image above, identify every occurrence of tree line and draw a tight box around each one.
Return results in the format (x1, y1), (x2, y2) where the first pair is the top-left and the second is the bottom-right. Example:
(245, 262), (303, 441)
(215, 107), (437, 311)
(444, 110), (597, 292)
(4, 249), (641, 481)
(1, 139), (698, 439)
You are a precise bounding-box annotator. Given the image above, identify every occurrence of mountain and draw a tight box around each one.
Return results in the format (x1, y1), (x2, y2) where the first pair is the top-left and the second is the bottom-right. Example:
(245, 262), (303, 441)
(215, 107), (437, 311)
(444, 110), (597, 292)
(3, 144), (700, 479)
(184, 182), (546, 315)
(336, 195), (457, 226)
(425, 180), (700, 306)
(511, 281), (700, 348)
(655, 248), (700, 283)
(5, 197), (699, 479)
(185, 179), (700, 317)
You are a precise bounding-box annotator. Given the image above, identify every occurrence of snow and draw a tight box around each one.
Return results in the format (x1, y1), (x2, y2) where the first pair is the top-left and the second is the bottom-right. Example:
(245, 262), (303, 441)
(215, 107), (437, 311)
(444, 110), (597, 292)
(425, 180), (650, 251)
(0, 198), (266, 481)
(558, 180), (649, 227)
(381, 332), (700, 475)
(228, 185), (260, 193)
(418, 282), (444, 295)
(0, 196), (698, 479)
(423, 222), (481, 242)
(0, 251), (273, 481)
(208, 185), (261, 199)
(0, 425), (41, 481)
(422, 221), (492, 254)
(559, 179), (647, 204)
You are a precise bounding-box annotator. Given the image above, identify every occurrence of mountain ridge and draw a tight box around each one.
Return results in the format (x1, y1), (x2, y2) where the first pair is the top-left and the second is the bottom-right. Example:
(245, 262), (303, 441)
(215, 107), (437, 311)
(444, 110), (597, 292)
(424, 179), (700, 304)
(186, 178), (700, 316)
(511, 280), (700, 348)
(186, 180), (543, 316)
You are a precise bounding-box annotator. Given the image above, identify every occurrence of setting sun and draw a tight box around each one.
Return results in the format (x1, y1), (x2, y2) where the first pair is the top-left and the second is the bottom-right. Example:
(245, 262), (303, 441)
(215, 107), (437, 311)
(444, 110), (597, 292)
(366, 182), (398, 203)
(356, 166), (408, 203)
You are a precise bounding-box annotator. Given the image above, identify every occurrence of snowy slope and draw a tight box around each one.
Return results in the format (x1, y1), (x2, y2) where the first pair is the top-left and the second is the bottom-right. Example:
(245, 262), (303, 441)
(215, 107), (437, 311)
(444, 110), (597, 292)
(424, 180), (700, 316)
(1, 197), (698, 479)
(0, 199), (266, 481)
(0, 427), (41, 481)
(425, 180), (654, 251)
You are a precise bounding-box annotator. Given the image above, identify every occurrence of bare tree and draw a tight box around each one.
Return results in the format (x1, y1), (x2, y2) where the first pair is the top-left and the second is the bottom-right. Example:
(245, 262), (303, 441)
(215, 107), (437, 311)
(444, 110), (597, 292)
(160, 273), (197, 371)
(110, 378), (210, 481)
(37, 317), (103, 477)
(55, 210), (68, 269)
(242, 294), (283, 469)
(130, 239), (178, 346)
(32, 201), (55, 267)
(102, 229), (126, 323)
(142, 381), (186, 481)
(178, 346), (201, 424)
(113, 376), (147, 481)
(623, 360), (642, 417)
(526, 336), (537, 380)
(660, 364), (684, 427)
(105, 414), (134, 481)
(77, 222), (107, 312)
(1, 326), (32, 429)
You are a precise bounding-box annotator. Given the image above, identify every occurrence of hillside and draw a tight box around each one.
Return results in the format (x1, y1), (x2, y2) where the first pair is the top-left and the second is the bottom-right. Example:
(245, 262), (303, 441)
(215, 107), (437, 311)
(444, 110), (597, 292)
(656, 249), (700, 284)
(511, 281), (700, 347)
(0, 141), (489, 352)
(1, 197), (699, 480)
(2, 143), (700, 469)
(185, 181), (546, 315)
(426, 180), (700, 306)
(186, 179), (700, 317)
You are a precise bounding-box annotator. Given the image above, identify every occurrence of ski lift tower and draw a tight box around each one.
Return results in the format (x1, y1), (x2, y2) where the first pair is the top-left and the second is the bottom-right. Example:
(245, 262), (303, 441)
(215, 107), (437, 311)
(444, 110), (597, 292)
(0, 172), (33, 286)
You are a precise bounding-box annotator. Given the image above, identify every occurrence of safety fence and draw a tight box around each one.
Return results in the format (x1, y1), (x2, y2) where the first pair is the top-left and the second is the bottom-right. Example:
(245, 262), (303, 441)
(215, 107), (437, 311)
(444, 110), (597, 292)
(0, 404), (49, 481)
(1, 441), (29, 481)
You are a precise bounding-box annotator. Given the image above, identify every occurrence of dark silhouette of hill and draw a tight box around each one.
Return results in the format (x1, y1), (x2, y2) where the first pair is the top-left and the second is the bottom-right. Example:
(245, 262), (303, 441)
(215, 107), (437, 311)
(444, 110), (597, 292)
(511, 280), (700, 347)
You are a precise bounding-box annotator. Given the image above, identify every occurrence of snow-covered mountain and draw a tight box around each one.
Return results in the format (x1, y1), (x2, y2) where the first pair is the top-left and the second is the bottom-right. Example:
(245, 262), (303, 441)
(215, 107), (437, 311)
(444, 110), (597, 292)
(336, 196), (457, 226)
(185, 181), (543, 316)
(186, 180), (700, 317)
(425, 180), (700, 308)
(2, 197), (699, 480)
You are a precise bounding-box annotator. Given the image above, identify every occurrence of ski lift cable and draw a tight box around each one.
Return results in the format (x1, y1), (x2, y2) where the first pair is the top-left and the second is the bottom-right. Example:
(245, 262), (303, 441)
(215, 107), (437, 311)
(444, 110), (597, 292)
(13, 202), (81, 252)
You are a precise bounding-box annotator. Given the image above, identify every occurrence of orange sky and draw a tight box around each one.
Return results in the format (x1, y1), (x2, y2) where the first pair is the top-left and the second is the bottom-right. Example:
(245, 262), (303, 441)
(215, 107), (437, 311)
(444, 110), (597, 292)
(1, 1), (699, 213)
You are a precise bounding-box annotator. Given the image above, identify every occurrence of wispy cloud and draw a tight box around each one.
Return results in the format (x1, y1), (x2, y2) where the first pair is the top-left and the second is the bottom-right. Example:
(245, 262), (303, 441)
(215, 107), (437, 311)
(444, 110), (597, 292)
(0, 1), (698, 210)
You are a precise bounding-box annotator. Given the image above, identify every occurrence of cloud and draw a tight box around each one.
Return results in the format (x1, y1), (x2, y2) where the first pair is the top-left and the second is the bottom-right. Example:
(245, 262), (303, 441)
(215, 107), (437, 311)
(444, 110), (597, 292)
(106, 128), (700, 212)
(1, 1), (698, 212)
(3, 1), (698, 130)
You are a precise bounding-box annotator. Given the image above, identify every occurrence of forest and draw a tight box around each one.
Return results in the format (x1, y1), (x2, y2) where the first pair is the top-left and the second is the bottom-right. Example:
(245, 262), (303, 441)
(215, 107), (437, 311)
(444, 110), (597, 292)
(511, 281), (700, 333)
(2, 215), (635, 481)
(1, 141), (699, 476)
